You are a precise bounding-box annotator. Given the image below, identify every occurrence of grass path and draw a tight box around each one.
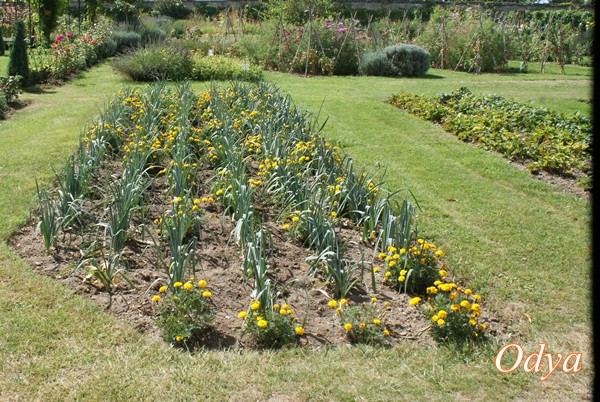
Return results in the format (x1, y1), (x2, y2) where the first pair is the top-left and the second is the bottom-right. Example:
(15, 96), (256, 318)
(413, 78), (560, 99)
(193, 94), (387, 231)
(0, 63), (592, 400)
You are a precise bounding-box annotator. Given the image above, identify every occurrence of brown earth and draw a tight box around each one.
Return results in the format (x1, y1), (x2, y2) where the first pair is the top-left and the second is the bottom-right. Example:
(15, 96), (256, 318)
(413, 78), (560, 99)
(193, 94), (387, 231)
(8, 161), (506, 351)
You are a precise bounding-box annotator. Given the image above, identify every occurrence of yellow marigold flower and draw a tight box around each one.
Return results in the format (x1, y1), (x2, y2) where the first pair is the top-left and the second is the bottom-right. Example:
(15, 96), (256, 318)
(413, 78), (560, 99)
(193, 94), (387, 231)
(202, 291), (212, 298)
(378, 252), (387, 260)
(479, 323), (489, 331)
(172, 196), (182, 204)
(282, 304), (290, 310)
(198, 279), (207, 288)
(437, 319), (445, 326)
(439, 269), (448, 278)
(400, 270), (407, 276)
(383, 301), (391, 308)
(409, 297), (421, 306)
(399, 248), (406, 255)
(257, 320), (268, 329)
(330, 211), (337, 219)
(183, 282), (194, 292)
(449, 292), (456, 300)
(343, 323), (352, 332)
(426, 286), (438, 295)
(159, 285), (167, 293)
(173, 281), (183, 288)
(469, 318), (477, 326)
(389, 260), (397, 268)
(238, 311), (247, 319)
(384, 271), (391, 278)
(473, 294), (482, 302)
(282, 224), (291, 230)
(433, 280), (442, 286)
(437, 310), (447, 319)
(279, 309), (288, 315)
(398, 275), (406, 282)
(175, 336), (183, 342)
(193, 198), (200, 205)
(339, 299), (348, 306)
(460, 300), (471, 309)
(471, 303), (481, 312)
(373, 318), (381, 325)
(450, 304), (460, 312)
(215, 189), (223, 196)
(464, 288), (473, 296)
(417, 238), (424, 244)
(372, 266), (380, 273)
(431, 315), (439, 323)
(371, 296), (377, 303)
(295, 326), (305, 336)
(152, 295), (161, 303)
(419, 258), (425, 265)
(250, 301), (260, 310)
(327, 300), (338, 308)
(383, 328), (390, 336)
(291, 216), (300, 223)
(435, 250), (445, 258)
(273, 304), (280, 311)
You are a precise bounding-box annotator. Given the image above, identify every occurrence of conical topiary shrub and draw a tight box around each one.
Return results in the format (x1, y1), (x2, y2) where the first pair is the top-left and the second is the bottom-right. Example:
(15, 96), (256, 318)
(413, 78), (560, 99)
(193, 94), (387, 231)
(0, 26), (5, 56)
(8, 19), (30, 86)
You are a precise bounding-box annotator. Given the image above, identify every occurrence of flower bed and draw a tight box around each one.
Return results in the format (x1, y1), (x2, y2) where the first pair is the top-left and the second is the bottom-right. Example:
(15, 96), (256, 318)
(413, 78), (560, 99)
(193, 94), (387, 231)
(388, 87), (592, 191)
(10, 81), (497, 350)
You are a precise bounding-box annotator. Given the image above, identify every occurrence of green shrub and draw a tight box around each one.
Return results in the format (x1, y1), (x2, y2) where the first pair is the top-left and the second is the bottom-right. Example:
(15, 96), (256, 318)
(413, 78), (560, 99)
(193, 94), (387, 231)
(383, 44), (430, 77)
(140, 24), (167, 45)
(0, 75), (23, 103)
(112, 41), (193, 81)
(359, 51), (395, 76)
(360, 44), (430, 77)
(110, 30), (142, 54)
(153, 0), (192, 19)
(0, 91), (8, 119)
(0, 26), (5, 56)
(192, 55), (263, 82)
(8, 19), (29, 86)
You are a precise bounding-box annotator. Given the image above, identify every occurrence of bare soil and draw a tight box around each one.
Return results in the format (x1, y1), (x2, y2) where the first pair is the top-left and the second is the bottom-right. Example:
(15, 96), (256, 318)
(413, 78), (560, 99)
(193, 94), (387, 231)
(8, 160), (506, 351)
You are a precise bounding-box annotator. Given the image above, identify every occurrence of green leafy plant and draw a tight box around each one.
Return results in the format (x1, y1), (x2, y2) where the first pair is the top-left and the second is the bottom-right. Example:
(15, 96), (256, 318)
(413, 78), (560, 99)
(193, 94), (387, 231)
(331, 299), (389, 345)
(112, 41), (193, 81)
(8, 19), (30, 86)
(35, 180), (60, 253)
(410, 282), (489, 344)
(154, 278), (215, 347)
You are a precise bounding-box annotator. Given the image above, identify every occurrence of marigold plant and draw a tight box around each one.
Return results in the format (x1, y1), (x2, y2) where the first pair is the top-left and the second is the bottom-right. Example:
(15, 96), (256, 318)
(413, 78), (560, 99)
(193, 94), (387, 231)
(412, 282), (489, 344)
(239, 300), (300, 348)
(333, 298), (389, 345)
(154, 278), (215, 347)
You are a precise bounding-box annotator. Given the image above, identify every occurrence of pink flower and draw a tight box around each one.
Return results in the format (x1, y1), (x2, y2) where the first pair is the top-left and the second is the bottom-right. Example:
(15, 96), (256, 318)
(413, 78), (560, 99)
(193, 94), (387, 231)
(91, 39), (97, 45)
(54, 34), (64, 44)
(66, 33), (73, 38)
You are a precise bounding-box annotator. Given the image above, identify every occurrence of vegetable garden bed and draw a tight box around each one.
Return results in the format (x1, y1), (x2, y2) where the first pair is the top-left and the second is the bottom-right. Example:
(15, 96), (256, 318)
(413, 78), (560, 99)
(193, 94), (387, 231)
(9, 81), (502, 350)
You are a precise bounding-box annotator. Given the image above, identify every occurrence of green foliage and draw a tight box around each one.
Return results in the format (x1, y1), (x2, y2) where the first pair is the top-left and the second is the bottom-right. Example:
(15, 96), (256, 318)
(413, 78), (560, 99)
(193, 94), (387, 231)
(8, 19), (30, 86)
(411, 285), (488, 344)
(39, 0), (66, 45)
(0, 26), (5, 56)
(0, 92), (7, 118)
(101, 0), (140, 24)
(383, 44), (430, 77)
(0, 75), (23, 104)
(155, 280), (216, 347)
(240, 301), (298, 348)
(153, 0), (192, 19)
(192, 55), (263, 82)
(360, 44), (430, 77)
(139, 24), (167, 46)
(388, 87), (592, 179)
(110, 30), (142, 54)
(337, 301), (388, 345)
(111, 41), (193, 81)
(261, 0), (334, 24)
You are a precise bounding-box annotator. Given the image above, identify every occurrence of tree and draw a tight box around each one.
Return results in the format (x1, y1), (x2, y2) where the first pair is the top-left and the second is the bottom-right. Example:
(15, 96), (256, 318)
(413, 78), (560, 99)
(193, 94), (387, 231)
(39, 0), (66, 46)
(8, 19), (30, 86)
(0, 26), (5, 57)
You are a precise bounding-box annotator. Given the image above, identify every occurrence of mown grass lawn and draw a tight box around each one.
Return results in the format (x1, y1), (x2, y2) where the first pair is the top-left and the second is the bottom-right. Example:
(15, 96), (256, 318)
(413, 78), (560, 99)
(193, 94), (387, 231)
(0, 62), (592, 400)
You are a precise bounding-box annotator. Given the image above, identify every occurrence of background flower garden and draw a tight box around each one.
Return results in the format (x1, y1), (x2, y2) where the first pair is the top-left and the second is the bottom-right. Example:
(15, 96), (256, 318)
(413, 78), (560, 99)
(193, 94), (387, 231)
(0, 0), (593, 399)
